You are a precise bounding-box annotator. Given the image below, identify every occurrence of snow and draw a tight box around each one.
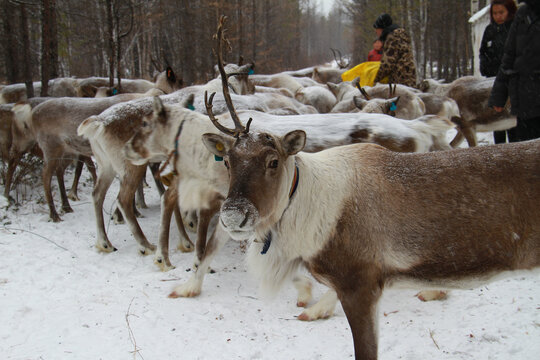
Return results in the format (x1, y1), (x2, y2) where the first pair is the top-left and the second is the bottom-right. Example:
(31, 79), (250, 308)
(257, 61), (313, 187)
(1, 131), (539, 360)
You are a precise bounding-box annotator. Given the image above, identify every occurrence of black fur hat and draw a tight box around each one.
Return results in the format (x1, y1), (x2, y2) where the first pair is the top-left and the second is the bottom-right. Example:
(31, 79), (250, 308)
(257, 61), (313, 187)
(373, 13), (393, 29)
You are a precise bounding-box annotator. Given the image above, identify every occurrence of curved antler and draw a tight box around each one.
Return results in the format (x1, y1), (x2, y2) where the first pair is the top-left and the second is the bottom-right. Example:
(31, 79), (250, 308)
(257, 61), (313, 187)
(330, 48), (349, 69)
(206, 15), (251, 138)
(355, 81), (371, 100)
(388, 83), (397, 97)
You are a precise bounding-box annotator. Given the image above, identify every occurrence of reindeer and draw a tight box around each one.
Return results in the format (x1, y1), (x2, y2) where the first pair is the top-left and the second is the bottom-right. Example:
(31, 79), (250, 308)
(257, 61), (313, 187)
(294, 85), (337, 113)
(201, 80), (540, 360)
(419, 76), (516, 147)
(75, 68), (182, 98)
(312, 66), (346, 84)
(0, 78), (78, 104)
(354, 83), (425, 119)
(122, 17), (455, 316)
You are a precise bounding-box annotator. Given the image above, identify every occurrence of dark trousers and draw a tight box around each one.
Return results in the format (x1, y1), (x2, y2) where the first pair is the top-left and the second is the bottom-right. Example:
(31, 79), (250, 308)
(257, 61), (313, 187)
(493, 130), (507, 144)
(507, 116), (540, 142)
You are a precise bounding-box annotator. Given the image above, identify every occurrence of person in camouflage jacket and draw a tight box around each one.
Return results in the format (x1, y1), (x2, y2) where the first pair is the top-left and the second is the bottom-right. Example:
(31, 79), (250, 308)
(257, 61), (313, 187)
(372, 13), (417, 87)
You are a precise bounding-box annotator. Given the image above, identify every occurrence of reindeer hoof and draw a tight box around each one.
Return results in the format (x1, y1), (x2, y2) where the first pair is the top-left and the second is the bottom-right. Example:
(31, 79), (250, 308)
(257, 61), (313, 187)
(96, 242), (116, 253)
(139, 244), (156, 256)
(297, 301), (308, 308)
(67, 193), (80, 201)
(416, 290), (448, 302)
(297, 310), (331, 321)
(177, 240), (194, 253)
(49, 214), (62, 223)
(63, 206), (74, 214)
(154, 256), (175, 272)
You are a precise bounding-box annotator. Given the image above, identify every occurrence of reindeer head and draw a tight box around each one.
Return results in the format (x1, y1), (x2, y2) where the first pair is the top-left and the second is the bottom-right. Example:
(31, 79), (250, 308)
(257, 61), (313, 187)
(154, 67), (184, 94)
(123, 94), (194, 165)
(353, 95), (400, 115)
(353, 83), (400, 116)
(202, 16), (306, 240)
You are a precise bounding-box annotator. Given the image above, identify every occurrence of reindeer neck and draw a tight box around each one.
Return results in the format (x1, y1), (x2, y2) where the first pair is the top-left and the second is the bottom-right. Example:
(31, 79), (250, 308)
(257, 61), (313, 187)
(267, 149), (355, 262)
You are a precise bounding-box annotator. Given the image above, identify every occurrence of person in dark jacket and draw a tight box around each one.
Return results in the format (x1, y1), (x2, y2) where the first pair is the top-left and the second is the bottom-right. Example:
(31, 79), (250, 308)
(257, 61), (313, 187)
(480, 0), (517, 77)
(480, 0), (517, 144)
(488, 0), (540, 142)
(372, 13), (417, 87)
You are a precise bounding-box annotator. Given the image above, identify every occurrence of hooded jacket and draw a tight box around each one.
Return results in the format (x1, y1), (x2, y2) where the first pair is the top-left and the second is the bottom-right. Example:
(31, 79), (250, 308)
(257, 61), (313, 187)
(489, 3), (540, 119)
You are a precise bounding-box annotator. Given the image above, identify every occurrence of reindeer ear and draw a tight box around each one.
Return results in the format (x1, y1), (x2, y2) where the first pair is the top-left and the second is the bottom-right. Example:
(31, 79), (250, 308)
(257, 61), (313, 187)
(385, 96), (400, 112)
(327, 82), (337, 93)
(183, 93), (195, 110)
(281, 130), (306, 156)
(166, 67), (177, 84)
(152, 96), (166, 118)
(353, 95), (368, 109)
(202, 133), (233, 158)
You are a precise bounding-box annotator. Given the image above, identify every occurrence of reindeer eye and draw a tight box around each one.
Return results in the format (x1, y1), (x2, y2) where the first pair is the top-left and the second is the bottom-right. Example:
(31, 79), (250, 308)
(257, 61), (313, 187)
(268, 160), (278, 169)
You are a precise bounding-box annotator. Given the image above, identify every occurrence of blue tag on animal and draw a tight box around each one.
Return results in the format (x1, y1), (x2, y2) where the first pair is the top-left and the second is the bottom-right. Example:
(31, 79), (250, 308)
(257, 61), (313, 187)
(248, 69), (254, 75)
(215, 155), (223, 161)
(188, 104), (195, 111)
(112, 88), (118, 95)
(390, 102), (397, 111)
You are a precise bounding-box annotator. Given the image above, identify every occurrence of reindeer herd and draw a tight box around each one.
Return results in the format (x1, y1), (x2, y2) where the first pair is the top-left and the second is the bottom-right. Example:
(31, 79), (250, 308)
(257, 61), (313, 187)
(1, 16), (538, 360)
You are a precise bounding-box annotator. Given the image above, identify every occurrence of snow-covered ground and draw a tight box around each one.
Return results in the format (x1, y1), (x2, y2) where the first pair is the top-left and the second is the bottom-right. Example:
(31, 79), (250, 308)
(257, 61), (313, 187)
(1, 130), (539, 360)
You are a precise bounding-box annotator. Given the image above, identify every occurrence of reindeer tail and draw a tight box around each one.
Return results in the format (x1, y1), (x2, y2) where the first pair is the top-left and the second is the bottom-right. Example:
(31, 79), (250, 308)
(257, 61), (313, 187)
(11, 102), (33, 133)
(77, 115), (103, 139)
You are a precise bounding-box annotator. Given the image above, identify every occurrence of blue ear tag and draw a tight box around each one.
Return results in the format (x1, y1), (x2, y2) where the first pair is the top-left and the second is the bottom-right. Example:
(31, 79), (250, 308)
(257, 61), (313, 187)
(248, 69), (254, 75)
(390, 102), (397, 111)
(188, 104), (195, 111)
(214, 155), (223, 161)
(112, 88), (118, 95)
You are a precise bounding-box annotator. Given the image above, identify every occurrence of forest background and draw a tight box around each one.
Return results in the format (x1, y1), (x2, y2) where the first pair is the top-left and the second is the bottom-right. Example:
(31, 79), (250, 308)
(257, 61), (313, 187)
(1, 0), (491, 94)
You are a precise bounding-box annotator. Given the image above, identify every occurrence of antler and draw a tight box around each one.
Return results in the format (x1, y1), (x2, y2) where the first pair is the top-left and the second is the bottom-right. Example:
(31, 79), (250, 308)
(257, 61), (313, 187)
(355, 81), (371, 100)
(205, 15), (252, 138)
(330, 48), (349, 69)
(388, 83), (397, 97)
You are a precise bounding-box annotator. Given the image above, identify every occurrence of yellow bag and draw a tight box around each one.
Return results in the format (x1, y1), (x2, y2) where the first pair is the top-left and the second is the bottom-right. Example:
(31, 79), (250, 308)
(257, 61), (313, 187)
(341, 61), (388, 86)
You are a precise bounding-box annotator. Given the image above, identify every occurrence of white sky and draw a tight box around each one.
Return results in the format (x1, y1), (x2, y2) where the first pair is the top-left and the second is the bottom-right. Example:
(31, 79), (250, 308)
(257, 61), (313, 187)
(319, 0), (335, 14)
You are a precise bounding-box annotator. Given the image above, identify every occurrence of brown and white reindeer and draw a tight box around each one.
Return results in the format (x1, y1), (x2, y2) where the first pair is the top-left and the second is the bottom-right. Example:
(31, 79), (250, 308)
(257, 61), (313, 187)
(2, 98), (91, 202)
(419, 76), (516, 147)
(202, 86), (540, 360)
(122, 17), (456, 317)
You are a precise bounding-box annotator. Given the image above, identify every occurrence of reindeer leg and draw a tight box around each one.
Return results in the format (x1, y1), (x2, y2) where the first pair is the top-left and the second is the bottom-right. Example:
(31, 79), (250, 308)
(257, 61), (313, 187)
(298, 289), (339, 321)
(337, 273), (382, 360)
(174, 204), (194, 253)
(67, 156), (84, 201)
(135, 179), (147, 209)
(82, 155), (97, 183)
(56, 161), (74, 214)
(154, 182), (192, 271)
(148, 162), (165, 196)
(194, 195), (223, 263)
(462, 126), (478, 147)
(92, 164), (116, 252)
(293, 275), (313, 307)
(43, 157), (62, 222)
(4, 151), (22, 202)
(449, 130), (465, 148)
(169, 220), (228, 298)
(116, 165), (155, 255)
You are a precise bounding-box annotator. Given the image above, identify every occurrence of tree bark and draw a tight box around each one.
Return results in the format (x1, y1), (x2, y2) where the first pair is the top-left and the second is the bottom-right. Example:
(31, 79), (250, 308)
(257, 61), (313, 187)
(20, 3), (34, 98)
